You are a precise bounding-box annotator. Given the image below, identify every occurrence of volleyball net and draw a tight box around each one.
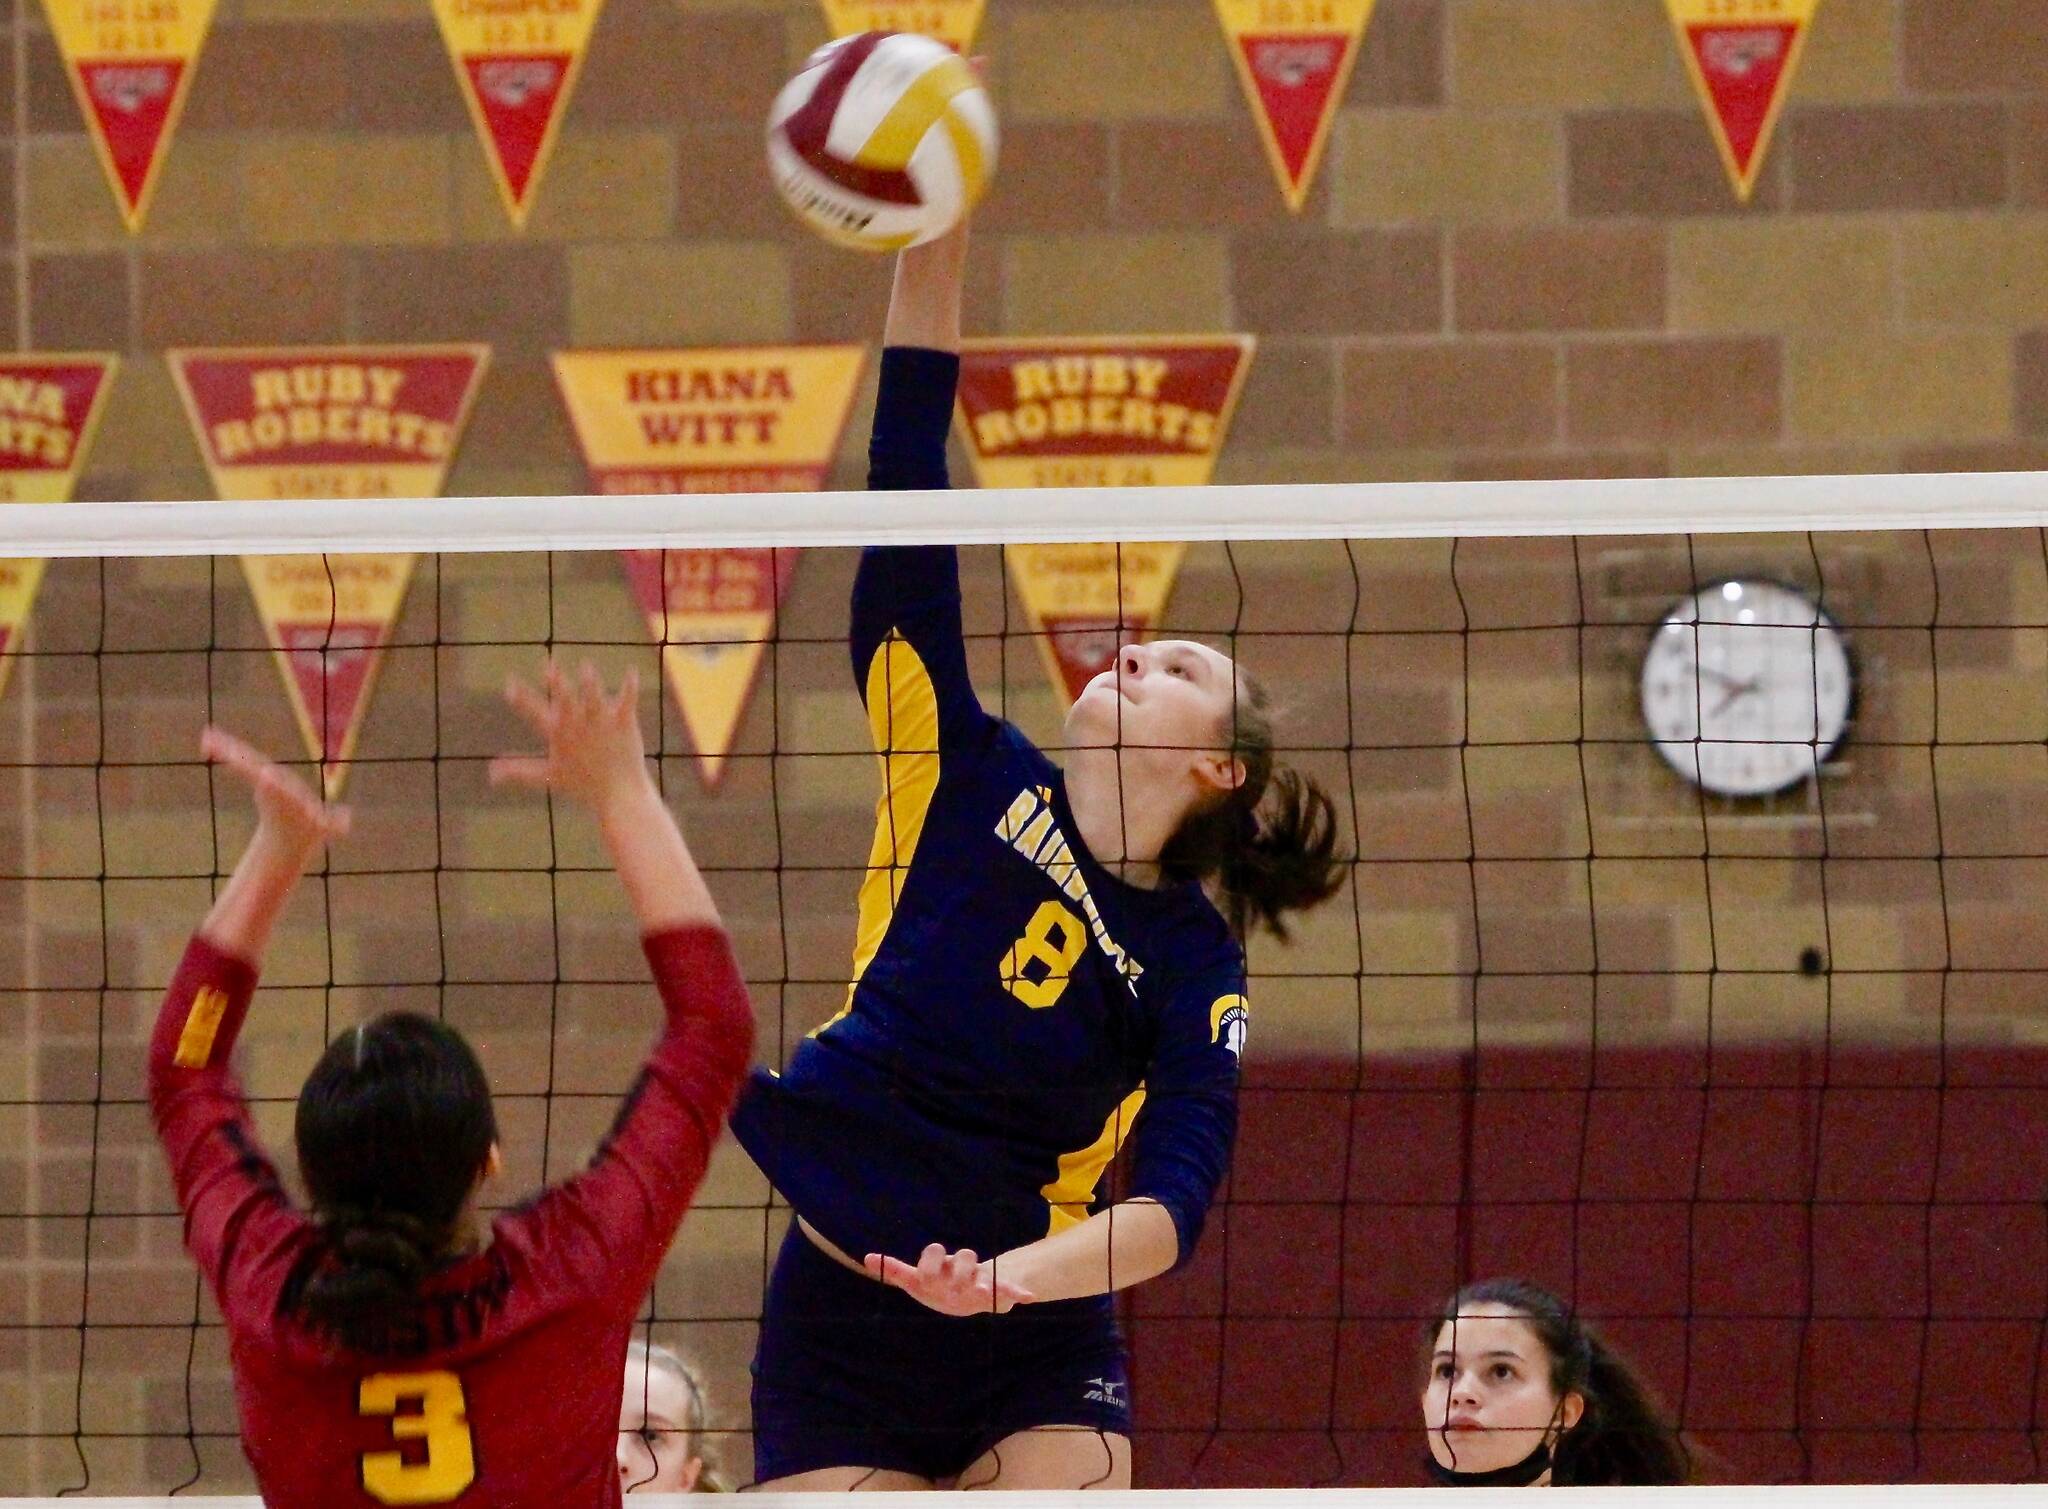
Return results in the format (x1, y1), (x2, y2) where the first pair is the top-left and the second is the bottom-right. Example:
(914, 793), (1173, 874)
(2, 472), (2047, 1496)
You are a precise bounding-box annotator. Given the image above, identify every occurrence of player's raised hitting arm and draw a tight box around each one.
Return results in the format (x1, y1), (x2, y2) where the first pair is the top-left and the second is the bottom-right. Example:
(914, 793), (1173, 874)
(851, 220), (993, 771)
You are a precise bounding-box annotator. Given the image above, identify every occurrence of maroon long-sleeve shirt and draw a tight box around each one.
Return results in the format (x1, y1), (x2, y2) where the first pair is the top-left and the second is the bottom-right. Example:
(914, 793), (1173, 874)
(148, 926), (754, 1509)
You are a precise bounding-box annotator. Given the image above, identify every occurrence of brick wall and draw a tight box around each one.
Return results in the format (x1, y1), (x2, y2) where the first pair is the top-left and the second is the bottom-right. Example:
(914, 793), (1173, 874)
(4, 0), (2048, 1491)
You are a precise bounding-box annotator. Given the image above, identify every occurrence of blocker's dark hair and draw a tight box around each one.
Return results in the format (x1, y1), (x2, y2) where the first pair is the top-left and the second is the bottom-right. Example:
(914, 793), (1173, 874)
(290, 1012), (498, 1352)
(1158, 665), (1345, 941)
(1429, 1277), (1693, 1487)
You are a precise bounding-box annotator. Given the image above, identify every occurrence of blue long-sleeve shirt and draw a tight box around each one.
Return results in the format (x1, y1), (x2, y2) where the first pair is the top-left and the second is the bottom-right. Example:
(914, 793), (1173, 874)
(728, 347), (1246, 1269)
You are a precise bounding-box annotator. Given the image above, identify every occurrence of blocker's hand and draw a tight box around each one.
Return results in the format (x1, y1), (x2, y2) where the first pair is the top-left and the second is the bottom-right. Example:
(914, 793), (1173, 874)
(865, 1243), (1035, 1316)
(491, 660), (650, 818)
(200, 726), (351, 863)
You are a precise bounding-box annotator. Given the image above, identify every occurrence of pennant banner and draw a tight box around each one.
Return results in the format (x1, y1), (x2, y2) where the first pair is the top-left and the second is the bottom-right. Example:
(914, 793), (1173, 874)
(552, 345), (867, 788)
(955, 336), (1255, 703)
(41, 0), (218, 231)
(819, 0), (984, 50)
(1666, 0), (1818, 201)
(1215, 0), (1374, 212)
(0, 354), (119, 703)
(434, 0), (604, 226)
(168, 346), (490, 797)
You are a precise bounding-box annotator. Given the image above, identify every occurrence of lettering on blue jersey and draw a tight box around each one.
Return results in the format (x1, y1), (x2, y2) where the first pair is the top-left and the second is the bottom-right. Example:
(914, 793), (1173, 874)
(1210, 994), (1249, 1058)
(996, 788), (1143, 992)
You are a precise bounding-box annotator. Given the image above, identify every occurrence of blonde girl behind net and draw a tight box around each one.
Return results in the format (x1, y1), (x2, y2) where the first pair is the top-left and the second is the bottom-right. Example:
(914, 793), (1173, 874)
(619, 1339), (728, 1493)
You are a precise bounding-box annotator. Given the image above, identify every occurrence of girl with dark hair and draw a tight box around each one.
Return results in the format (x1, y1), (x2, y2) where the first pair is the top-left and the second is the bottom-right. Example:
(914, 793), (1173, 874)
(729, 212), (1347, 1493)
(148, 663), (754, 1508)
(1423, 1277), (1692, 1487)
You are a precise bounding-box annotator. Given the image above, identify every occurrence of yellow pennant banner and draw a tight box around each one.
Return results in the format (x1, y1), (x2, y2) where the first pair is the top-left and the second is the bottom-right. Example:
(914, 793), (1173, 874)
(1666, 0), (1818, 201)
(434, 0), (604, 226)
(1215, 0), (1375, 212)
(0, 354), (119, 704)
(552, 345), (867, 788)
(41, 0), (218, 231)
(819, 0), (984, 49)
(168, 346), (490, 796)
(955, 336), (1255, 703)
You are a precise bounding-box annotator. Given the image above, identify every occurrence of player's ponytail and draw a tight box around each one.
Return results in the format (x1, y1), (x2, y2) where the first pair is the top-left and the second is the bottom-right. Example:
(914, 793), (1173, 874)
(290, 1012), (498, 1353)
(1159, 666), (1345, 941)
(1435, 1277), (1692, 1487)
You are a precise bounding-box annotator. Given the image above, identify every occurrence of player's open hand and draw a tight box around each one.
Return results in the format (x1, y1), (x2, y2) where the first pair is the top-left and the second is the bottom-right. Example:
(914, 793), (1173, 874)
(491, 660), (650, 817)
(200, 727), (351, 862)
(865, 1243), (1034, 1316)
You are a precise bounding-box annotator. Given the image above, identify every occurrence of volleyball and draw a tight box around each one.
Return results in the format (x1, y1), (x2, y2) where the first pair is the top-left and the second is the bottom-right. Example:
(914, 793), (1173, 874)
(765, 31), (998, 252)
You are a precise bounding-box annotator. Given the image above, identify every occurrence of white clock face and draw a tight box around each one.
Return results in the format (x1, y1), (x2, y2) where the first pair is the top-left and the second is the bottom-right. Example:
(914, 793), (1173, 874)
(1640, 580), (1853, 799)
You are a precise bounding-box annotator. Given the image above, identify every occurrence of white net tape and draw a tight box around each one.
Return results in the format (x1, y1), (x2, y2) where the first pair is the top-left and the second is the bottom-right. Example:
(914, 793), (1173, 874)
(3, 470), (2046, 556)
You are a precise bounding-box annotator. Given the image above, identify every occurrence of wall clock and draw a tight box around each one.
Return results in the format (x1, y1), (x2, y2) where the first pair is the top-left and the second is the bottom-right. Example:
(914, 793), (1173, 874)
(1640, 579), (1853, 798)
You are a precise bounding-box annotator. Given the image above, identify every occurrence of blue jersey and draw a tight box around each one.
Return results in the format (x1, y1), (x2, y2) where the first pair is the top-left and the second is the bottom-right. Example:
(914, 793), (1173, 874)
(729, 348), (1247, 1268)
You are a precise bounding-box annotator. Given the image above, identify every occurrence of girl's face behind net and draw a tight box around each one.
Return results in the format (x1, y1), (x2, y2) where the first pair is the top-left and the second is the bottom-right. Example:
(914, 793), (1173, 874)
(1422, 1307), (1581, 1480)
(617, 1355), (705, 1494)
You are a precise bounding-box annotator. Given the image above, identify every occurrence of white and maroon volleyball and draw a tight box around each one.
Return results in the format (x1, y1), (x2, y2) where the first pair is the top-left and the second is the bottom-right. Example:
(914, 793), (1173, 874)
(766, 32), (998, 252)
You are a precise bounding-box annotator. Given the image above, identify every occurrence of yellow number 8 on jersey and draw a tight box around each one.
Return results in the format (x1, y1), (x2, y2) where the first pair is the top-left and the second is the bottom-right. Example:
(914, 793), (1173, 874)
(359, 1370), (476, 1505)
(1002, 899), (1087, 1009)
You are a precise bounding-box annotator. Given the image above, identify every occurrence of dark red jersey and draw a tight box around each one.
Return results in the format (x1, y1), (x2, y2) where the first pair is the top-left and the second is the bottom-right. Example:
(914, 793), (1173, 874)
(149, 927), (753, 1509)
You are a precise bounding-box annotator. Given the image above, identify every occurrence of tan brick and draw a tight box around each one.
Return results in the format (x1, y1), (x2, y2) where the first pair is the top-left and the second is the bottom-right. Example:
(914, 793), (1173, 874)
(357, 245), (567, 354)
(241, 0), (415, 15)
(569, 239), (791, 348)
(1705, 858), (1826, 973)
(1003, 233), (1228, 334)
(1355, 0), (1444, 107)
(2017, 103), (2048, 210)
(1796, 0), (1901, 102)
(980, 121), (1112, 234)
(1453, 224), (1663, 333)
(1006, 7), (1227, 120)
(1787, 104), (2008, 213)
(241, 134), (451, 246)
(2022, 330), (2048, 439)
(1450, 0), (1687, 110)
(130, 133), (243, 248)
(578, 2), (784, 126)
(1332, 111), (1562, 225)
(1591, 858), (1714, 973)
(1209, 445), (1455, 484)
(457, 129), (675, 242)
(1903, 0), (2048, 93)
(84, 359), (200, 476)
(1114, 119), (1291, 228)
(1473, 861), (1594, 972)
(1900, 215), (2048, 327)
(1235, 228), (1439, 337)
(183, 22), (350, 131)
(1466, 744), (1591, 858)
(139, 247), (353, 346)
(1787, 331), (2010, 443)
(1343, 343), (1557, 450)
(1468, 629), (1580, 743)
(1934, 630), (2048, 742)
(1670, 218), (1895, 334)
(348, 23), (470, 132)
(1566, 337), (1780, 445)
(1667, 442), (1897, 477)
(22, 137), (125, 249)
(1228, 342), (1337, 451)
(27, 254), (127, 350)
(1568, 109), (1786, 217)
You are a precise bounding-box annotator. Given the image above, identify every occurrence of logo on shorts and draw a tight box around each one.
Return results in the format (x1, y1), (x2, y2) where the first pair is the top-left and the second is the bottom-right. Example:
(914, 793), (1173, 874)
(1084, 1377), (1126, 1406)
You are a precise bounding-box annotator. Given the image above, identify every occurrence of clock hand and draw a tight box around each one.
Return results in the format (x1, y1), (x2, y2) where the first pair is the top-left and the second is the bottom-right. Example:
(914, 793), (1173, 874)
(1707, 678), (1763, 718)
